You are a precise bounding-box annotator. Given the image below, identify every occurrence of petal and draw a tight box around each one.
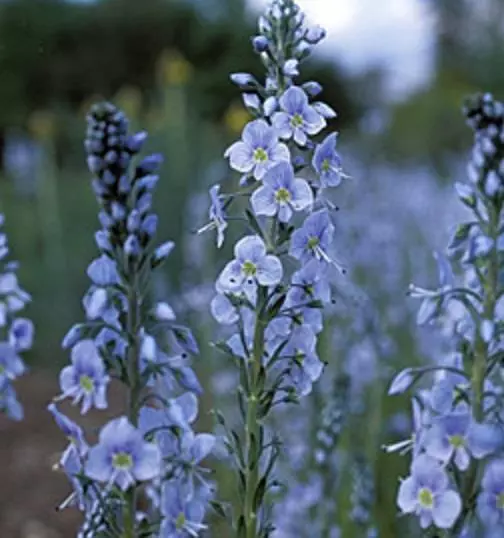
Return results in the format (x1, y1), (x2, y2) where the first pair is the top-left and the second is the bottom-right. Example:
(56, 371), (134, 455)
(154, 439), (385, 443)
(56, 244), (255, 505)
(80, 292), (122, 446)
(218, 260), (243, 292)
(243, 119), (276, 149)
(226, 142), (255, 173)
(210, 294), (239, 325)
(191, 433), (216, 462)
(454, 447), (470, 471)
(99, 416), (138, 446)
(468, 422), (504, 459)
(251, 186), (277, 217)
(269, 142), (290, 164)
(432, 490), (461, 529)
(277, 204), (293, 223)
(279, 86), (308, 114)
(303, 106), (326, 134)
(234, 235), (266, 263)
(293, 128), (308, 146)
(291, 178), (313, 211)
(271, 112), (293, 139)
(59, 365), (77, 394)
(133, 442), (162, 482)
(85, 444), (112, 483)
(397, 477), (417, 513)
(256, 255), (283, 286)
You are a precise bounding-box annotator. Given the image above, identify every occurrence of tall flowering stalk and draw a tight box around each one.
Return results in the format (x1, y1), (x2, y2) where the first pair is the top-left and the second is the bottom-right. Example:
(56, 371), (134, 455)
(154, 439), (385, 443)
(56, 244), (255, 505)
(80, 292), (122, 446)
(49, 103), (214, 537)
(0, 215), (33, 420)
(199, 1), (346, 535)
(388, 94), (504, 536)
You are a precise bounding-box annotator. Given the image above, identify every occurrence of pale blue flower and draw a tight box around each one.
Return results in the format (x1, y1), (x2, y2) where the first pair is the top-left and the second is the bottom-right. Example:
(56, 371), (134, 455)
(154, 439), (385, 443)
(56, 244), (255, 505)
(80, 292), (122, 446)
(312, 133), (342, 187)
(218, 235), (283, 300)
(59, 339), (110, 414)
(86, 416), (161, 491)
(397, 454), (461, 529)
(289, 210), (335, 266)
(477, 459), (504, 527)
(0, 342), (25, 384)
(160, 480), (208, 537)
(225, 119), (290, 180)
(197, 184), (228, 248)
(251, 162), (313, 222)
(272, 86), (326, 146)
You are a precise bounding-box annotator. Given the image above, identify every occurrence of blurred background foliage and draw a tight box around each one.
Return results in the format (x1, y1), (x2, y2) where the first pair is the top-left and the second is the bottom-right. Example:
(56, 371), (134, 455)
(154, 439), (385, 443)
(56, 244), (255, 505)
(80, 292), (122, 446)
(0, 0), (503, 536)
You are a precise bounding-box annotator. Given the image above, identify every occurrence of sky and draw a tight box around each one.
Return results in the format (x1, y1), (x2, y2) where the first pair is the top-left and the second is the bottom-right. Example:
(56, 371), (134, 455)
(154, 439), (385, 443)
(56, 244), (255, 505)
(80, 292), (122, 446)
(249, 0), (436, 98)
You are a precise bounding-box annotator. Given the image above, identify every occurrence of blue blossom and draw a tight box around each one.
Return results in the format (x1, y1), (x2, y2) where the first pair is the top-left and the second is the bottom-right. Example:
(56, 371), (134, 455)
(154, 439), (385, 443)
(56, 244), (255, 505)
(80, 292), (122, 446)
(397, 454), (461, 529)
(313, 133), (343, 187)
(58, 339), (110, 414)
(224, 119), (290, 180)
(85, 416), (161, 491)
(0, 342), (25, 384)
(48, 403), (89, 466)
(87, 255), (119, 287)
(217, 235), (283, 300)
(289, 210), (335, 266)
(8, 318), (34, 351)
(424, 411), (498, 470)
(197, 184), (228, 248)
(251, 162), (313, 222)
(477, 459), (504, 527)
(160, 481), (208, 537)
(272, 86), (326, 146)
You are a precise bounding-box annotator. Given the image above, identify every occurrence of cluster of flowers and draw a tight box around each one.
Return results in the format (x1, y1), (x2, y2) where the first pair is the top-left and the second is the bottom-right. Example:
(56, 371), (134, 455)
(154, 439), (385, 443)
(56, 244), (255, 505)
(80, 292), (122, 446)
(48, 103), (214, 537)
(0, 215), (34, 420)
(197, 0), (347, 534)
(389, 94), (504, 535)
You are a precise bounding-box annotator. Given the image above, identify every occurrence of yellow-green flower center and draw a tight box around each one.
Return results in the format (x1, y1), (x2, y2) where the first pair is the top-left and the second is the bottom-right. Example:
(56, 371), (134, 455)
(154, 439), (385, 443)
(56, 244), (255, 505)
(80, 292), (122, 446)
(275, 187), (291, 203)
(497, 493), (504, 510)
(321, 159), (331, 173)
(418, 487), (433, 508)
(307, 236), (319, 250)
(176, 512), (186, 529)
(0, 364), (5, 375)
(79, 375), (94, 393)
(253, 147), (268, 163)
(112, 452), (133, 470)
(291, 113), (304, 128)
(242, 261), (257, 277)
(294, 350), (305, 364)
(449, 434), (465, 448)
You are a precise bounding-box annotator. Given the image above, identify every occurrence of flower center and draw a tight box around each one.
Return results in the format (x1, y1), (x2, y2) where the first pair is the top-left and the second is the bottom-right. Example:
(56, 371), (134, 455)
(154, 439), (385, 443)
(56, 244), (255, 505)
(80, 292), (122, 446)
(418, 487), (433, 508)
(79, 375), (94, 393)
(112, 452), (133, 470)
(242, 261), (257, 277)
(253, 147), (268, 163)
(176, 512), (186, 529)
(275, 187), (291, 204)
(321, 159), (332, 173)
(307, 236), (319, 250)
(449, 434), (465, 448)
(291, 113), (304, 128)
(294, 350), (305, 364)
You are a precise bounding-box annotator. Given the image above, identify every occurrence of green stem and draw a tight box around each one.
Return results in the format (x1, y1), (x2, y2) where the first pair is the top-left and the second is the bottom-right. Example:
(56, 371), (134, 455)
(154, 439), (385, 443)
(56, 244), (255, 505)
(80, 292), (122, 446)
(124, 275), (141, 538)
(244, 286), (267, 538)
(451, 200), (500, 537)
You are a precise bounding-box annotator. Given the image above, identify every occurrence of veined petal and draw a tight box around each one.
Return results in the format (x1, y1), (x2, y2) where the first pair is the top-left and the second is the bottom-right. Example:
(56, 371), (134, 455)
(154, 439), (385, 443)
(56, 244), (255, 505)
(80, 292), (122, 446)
(432, 490), (461, 529)
(251, 186), (277, 217)
(133, 442), (162, 481)
(256, 255), (283, 286)
(291, 178), (313, 210)
(226, 142), (255, 173)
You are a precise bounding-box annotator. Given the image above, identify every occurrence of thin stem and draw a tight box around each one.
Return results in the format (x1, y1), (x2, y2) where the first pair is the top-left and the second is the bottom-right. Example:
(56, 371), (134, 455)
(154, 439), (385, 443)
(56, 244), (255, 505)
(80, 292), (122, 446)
(244, 286), (267, 538)
(124, 274), (141, 538)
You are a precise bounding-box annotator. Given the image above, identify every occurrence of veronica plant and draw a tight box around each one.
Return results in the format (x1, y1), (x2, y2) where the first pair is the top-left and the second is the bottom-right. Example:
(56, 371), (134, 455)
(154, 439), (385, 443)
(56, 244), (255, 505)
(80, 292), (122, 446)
(49, 103), (214, 537)
(0, 215), (33, 420)
(388, 94), (504, 537)
(198, 1), (347, 536)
